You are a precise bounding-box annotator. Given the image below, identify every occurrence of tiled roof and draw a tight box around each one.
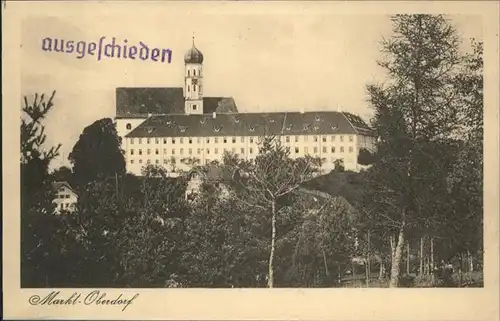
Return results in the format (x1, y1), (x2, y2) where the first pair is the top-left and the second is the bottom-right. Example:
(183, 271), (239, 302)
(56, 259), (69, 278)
(116, 87), (185, 117)
(52, 181), (77, 195)
(125, 111), (372, 138)
(116, 87), (239, 117)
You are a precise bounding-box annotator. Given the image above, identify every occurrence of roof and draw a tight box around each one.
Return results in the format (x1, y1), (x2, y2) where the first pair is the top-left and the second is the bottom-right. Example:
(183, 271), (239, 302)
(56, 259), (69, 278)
(116, 87), (239, 117)
(125, 111), (372, 138)
(184, 44), (204, 64)
(52, 181), (77, 195)
(116, 87), (185, 117)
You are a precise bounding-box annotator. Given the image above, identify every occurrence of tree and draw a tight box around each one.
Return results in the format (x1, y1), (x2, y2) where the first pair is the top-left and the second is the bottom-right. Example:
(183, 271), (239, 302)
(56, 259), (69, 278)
(21, 91), (67, 287)
(50, 165), (74, 185)
(222, 136), (322, 287)
(365, 14), (467, 287)
(68, 118), (125, 186)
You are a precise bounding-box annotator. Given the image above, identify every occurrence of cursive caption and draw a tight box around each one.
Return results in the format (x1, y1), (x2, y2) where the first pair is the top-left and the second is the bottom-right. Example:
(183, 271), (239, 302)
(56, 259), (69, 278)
(41, 37), (172, 63)
(29, 290), (139, 311)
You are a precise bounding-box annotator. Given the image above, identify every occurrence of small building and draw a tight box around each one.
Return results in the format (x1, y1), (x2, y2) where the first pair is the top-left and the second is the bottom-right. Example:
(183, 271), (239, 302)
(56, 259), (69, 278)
(185, 165), (230, 201)
(52, 181), (78, 214)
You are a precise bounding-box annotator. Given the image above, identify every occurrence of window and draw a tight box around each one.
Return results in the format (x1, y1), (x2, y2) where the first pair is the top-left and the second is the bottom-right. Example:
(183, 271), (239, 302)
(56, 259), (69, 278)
(180, 148), (184, 155)
(131, 149), (134, 155)
(197, 148), (201, 155)
(139, 149), (143, 155)
(155, 159), (159, 164)
(139, 138), (142, 144)
(215, 137), (218, 143)
(304, 147), (308, 153)
(193, 105), (197, 111)
(155, 149), (159, 155)
(331, 147), (335, 153)
(340, 136), (344, 142)
(131, 160), (134, 164)
(241, 148), (244, 154)
(295, 147), (299, 153)
(215, 148), (219, 154)
(147, 159), (151, 164)
(295, 136), (299, 142)
(286, 136), (290, 143)
(206, 148), (210, 154)
(172, 138), (176, 144)
(250, 137), (254, 143)
(197, 137), (201, 144)
(314, 136), (318, 142)
(187, 85), (190, 93)
(340, 147), (344, 152)
(304, 136), (308, 142)
(223, 137), (227, 143)
(131, 138), (134, 144)
(206, 137), (210, 143)
(172, 149), (175, 155)
(232, 137), (236, 143)
(60, 203), (63, 210)
(147, 149), (151, 155)
(193, 85), (197, 91)
(164, 159), (168, 164)
(139, 159), (143, 164)
(331, 136), (335, 142)
(189, 138), (192, 144)
(163, 138), (167, 144)
(314, 147), (318, 153)
(188, 70), (190, 77)
(349, 135), (354, 142)
(155, 138), (159, 144)
(349, 146), (353, 153)
(126, 123), (132, 130)
(232, 148), (235, 153)
(322, 136), (327, 142)
(323, 147), (327, 153)
(147, 138), (150, 144)
(193, 69), (196, 76)
(180, 138), (184, 144)
(241, 137), (245, 143)
(189, 148), (192, 155)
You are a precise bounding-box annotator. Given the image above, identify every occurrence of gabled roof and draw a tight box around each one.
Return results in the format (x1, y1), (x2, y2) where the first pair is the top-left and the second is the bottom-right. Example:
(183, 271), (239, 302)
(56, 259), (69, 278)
(125, 111), (368, 138)
(116, 87), (239, 117)
(52, 181), (77, 195)
(116, 87), (185, 117)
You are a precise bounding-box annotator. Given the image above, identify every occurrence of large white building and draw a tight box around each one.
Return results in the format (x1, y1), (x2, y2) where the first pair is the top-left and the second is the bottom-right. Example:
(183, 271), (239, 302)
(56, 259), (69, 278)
(115, 39), (376, 176)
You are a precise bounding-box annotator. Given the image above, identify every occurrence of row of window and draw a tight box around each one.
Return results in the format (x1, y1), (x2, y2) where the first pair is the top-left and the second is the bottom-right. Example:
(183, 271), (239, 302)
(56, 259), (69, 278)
(57, 194), (72, 199)
(187, 69), (200, 77)
(129, 135), (356, 145)
(130, 146), (355, 156)
(130, 157), (349, 166)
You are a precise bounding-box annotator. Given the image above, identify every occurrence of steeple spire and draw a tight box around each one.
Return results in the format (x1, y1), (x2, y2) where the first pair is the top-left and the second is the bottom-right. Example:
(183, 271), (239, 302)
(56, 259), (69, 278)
(192, 32), (195, 46)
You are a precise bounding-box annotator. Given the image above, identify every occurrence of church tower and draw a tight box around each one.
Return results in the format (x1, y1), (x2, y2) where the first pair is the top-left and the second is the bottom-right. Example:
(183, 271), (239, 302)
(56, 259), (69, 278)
(184, 36), (204, 114)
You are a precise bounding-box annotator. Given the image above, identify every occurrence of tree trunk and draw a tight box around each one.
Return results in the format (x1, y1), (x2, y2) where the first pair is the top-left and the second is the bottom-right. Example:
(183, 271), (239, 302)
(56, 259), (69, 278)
(406, 242), (410, 275)
(430, 237), (435, 282)
(365, 230), (371, 286)
(467, 250), (474, 272)
(322, 248), (329, 277)
(268, 200), (277, 288)
(379, 260), (385, 280)
(389, 227), (405, 288)
(419, 237), (424, 276)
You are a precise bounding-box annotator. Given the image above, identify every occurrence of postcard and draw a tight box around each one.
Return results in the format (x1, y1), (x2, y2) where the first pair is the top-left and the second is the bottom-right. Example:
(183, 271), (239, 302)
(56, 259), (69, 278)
(2, 0), (499, 320)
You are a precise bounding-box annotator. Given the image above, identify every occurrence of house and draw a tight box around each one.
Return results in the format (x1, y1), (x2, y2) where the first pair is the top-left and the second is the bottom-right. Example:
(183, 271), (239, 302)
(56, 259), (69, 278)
(185, 164), (230, 201)
(52, 181), (78, 214)
(115, 37), (376, 176)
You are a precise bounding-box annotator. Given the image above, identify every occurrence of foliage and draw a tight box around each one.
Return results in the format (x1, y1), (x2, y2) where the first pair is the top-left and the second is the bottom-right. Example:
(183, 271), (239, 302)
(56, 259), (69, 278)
(68, 118), (125, 187)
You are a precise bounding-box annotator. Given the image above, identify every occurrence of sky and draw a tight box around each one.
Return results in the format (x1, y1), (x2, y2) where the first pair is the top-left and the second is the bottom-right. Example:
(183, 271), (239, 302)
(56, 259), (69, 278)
(20, 6), (482, 169)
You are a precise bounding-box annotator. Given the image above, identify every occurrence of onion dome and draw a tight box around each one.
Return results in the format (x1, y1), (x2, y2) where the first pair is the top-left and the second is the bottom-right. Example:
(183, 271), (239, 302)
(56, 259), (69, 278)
(184, 37), (204, 64)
